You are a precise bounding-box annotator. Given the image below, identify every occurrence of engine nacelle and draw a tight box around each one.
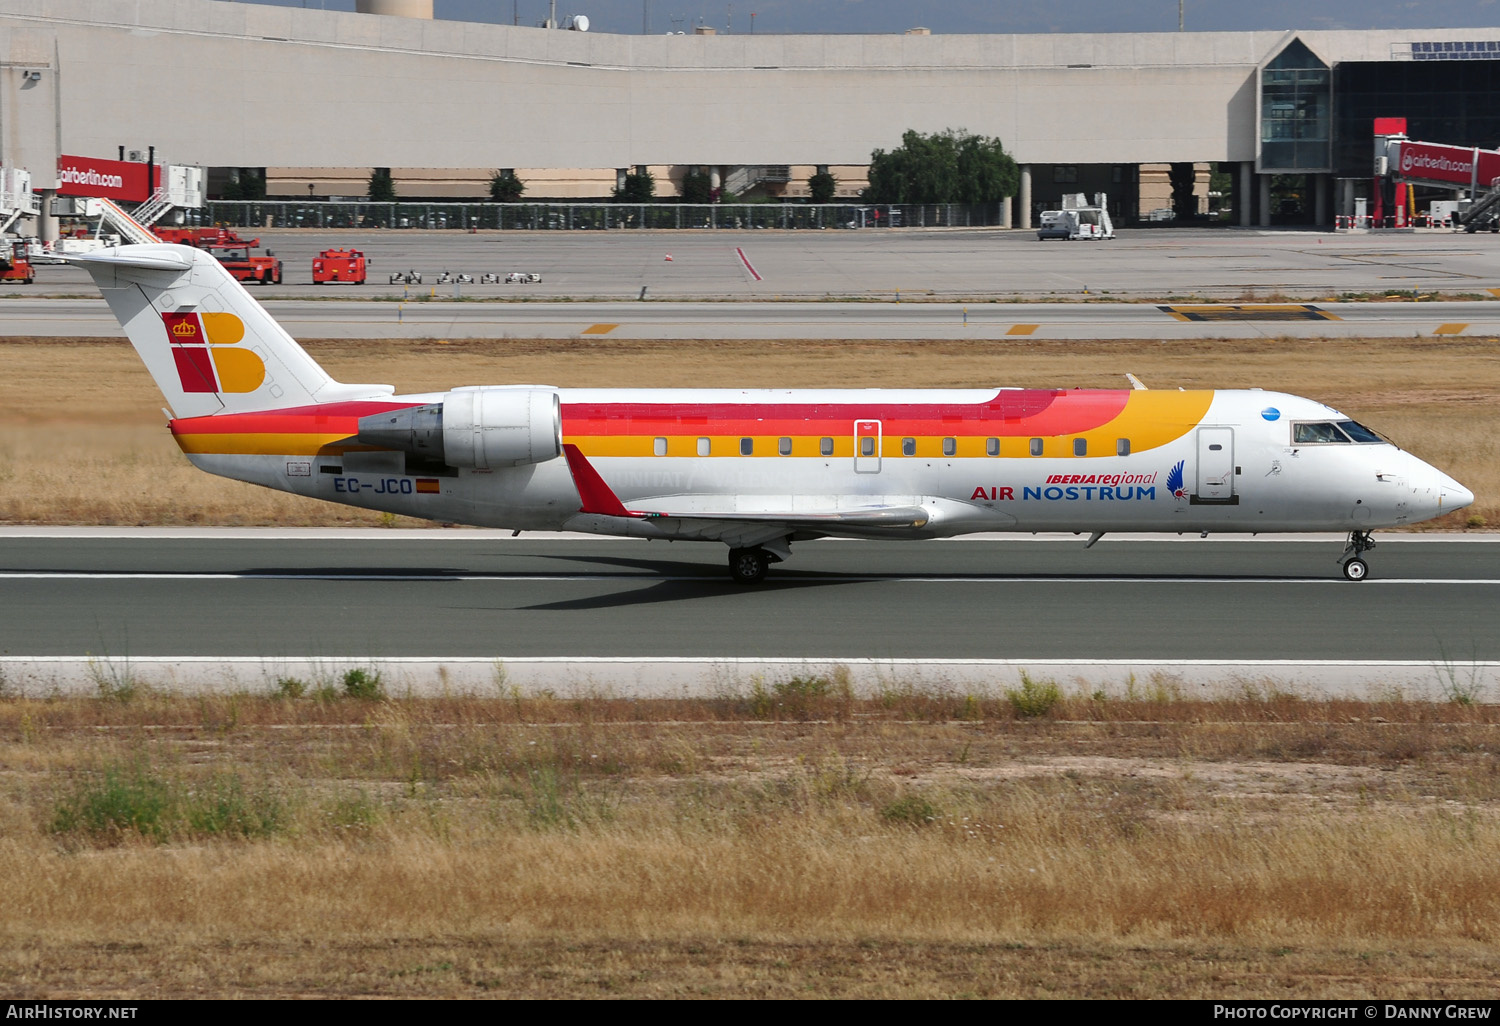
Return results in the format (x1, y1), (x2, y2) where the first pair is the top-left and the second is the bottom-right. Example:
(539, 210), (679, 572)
(356, 386), (562, 469)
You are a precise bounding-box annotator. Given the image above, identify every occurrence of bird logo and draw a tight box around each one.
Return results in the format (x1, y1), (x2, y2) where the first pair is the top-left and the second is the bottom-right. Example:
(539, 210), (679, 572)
(1167, 459), (1188, 500)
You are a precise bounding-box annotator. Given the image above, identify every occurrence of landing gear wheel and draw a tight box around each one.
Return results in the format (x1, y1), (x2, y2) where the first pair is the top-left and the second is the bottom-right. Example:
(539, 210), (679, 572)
(1338, 530), (1376, 581)
(728, 547), (770, 585)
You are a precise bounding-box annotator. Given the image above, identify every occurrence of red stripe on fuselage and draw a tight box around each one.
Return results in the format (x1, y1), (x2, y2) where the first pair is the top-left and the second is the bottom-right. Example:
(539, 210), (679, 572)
(167, 390), (1132, 442)
(559, 391), (1127, 437)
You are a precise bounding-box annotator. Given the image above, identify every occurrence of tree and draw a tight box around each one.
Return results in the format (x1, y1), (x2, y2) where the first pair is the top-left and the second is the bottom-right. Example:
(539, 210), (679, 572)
(612, 167), (656, 202)
(679, 169), (712, 204)
(367, 167), (397, 203)
(808, 170), (837, 204)
(489, 169), (525, 203)
(1208, 162), (1234, 219)
(864, 129), (1018, 205)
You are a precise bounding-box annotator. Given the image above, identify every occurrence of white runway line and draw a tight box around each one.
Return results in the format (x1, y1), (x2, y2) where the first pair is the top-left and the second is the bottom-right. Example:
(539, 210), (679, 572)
(2, 571), (1496, 585)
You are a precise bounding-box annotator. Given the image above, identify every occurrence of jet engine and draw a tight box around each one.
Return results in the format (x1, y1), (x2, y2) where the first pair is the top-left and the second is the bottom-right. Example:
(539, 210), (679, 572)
(356, 386), (562, 469)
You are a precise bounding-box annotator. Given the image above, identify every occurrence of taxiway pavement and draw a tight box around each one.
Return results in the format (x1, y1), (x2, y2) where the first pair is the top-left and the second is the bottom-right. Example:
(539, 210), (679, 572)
(5, 297), (1498, 340)
(7, 226), (1500, 304)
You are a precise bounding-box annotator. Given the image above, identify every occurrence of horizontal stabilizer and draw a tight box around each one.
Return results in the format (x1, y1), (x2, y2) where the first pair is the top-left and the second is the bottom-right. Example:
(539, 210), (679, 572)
(67, 249), (193, 272)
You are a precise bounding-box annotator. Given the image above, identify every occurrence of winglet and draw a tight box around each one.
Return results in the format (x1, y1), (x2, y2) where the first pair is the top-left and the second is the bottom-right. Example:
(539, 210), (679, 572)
(1125, 373), (1148, 390)
(563, 444), (635, 517)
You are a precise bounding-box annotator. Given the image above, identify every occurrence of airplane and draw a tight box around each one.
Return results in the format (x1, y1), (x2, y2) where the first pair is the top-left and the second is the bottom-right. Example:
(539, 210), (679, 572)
(70, 243), (1473, 584)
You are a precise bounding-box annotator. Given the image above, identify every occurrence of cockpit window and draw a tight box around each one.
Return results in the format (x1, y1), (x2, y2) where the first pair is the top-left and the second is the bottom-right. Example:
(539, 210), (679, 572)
(1293, 422), (1351, 444)
(1336, 420), (1384, 443)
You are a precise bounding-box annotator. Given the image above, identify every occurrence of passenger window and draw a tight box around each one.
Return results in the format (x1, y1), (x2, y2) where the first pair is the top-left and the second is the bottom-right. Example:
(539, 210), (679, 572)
(902, 437), (916, 457)
(778, 436), (792, 456)
(1116, 438), (1130, 456)
(1029, 438), (1043, 457)
(740, 437), (753, 456)
(942, 437), (956, 457)
(653, 437), (667, 456)
(821, 437), (834, 456)
(1073, 438), (1087, 456)
(860, 436), (875, 457)
(986, 438), (999, 457)
(697, 437), (711, 456)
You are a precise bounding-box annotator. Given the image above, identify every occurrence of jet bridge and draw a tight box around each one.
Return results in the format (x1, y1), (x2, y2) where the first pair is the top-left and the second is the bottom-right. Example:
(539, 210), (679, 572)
(0, 167), (38, 235)
(1376, 124), (1500, 230)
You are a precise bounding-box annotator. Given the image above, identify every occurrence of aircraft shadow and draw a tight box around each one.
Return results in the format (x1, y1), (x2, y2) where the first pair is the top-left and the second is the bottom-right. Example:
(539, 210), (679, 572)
(12, 560), (1332, 587)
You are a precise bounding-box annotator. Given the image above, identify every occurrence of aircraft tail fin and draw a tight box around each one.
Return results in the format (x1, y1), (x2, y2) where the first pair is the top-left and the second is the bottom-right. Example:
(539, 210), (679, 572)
(71, 244), (393, 419)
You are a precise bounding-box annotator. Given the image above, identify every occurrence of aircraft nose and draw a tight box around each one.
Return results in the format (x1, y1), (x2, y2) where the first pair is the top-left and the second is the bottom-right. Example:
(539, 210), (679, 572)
(1440, 474), (1474, 513)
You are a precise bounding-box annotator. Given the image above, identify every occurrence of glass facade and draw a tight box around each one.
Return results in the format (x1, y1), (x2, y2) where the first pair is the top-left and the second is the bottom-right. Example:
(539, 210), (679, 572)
(1260, 39), (1332, 172)
(1332, 59), (1500, 178)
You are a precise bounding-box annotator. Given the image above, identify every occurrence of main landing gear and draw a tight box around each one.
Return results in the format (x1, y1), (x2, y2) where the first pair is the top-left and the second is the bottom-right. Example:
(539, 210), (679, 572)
(1340, 530), (1377, 581)
(728, 546), (775, 585)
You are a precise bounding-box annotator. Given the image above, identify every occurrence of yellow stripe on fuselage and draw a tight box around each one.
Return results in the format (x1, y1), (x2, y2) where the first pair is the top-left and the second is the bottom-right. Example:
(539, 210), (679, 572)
(569, 392), (1214, 459)
(174, 432), (354, 456)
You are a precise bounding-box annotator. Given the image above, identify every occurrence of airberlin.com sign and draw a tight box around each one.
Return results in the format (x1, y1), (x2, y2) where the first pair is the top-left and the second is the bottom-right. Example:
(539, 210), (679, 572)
(1397, 142), (1500, 188)
(56, 155), (161, 202)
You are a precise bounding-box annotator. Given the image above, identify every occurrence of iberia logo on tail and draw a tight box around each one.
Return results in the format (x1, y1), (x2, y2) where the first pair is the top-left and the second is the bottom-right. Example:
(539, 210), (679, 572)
(161, 312), (265, 393)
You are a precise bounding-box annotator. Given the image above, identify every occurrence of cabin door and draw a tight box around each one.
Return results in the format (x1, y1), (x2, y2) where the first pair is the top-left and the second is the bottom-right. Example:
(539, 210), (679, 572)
(1196, 427), (1236, 502)
(854, 419), (882, 473)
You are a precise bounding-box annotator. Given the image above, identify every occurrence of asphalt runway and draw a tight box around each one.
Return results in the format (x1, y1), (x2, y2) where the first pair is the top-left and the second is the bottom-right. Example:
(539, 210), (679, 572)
(8, 225), (1500, 303)
(5, 297), (1497, 341)
(2, 531), (1495, 697)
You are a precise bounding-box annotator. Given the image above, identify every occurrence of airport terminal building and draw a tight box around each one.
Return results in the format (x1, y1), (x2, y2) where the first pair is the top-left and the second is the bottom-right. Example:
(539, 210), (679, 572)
(4, 0), (1500, 227)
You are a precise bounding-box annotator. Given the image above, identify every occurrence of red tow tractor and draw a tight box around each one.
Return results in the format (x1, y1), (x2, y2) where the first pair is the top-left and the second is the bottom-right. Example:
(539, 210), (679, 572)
(312, 248), (367, 284)
(0, 239), (35, 284)
(215, 242), (282, 285)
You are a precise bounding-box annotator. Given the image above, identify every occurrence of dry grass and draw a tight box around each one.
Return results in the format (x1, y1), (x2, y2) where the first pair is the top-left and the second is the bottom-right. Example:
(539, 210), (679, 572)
(0, 334), (1495, 528)
(1, 691), (1499, 997)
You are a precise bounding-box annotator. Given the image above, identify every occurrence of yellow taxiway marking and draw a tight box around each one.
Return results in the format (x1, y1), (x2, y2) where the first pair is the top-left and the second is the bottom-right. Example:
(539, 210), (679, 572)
(1487, 289), (1500, 298)
(1159, 304), (1341, 322)
(1006, 324), (1040, 336)
(582, 323), (619, 335)
(1434, 323), (1469, 335)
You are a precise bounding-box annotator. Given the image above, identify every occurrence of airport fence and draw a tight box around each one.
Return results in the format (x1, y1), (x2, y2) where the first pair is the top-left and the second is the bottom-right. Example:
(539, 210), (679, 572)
(187, 201), (1008, 232)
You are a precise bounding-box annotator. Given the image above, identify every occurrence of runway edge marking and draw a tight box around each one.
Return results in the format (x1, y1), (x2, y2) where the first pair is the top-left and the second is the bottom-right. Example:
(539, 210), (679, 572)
(2, 656), (1493, 699)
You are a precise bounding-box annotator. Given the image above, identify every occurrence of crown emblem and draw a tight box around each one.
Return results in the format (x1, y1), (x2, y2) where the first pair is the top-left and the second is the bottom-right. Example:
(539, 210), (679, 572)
(171, 321), (198, 338)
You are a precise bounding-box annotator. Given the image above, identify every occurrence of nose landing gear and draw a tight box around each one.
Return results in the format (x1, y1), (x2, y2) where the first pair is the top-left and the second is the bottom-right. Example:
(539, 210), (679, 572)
(1339, 530), (1376, 581)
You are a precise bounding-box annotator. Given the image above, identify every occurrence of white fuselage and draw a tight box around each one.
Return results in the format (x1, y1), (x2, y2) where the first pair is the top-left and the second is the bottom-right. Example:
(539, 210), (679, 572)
(186, 388), (1471, 544)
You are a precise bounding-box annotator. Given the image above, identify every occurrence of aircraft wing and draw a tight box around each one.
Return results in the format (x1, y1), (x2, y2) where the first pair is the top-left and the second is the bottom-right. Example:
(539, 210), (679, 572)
(562, 443), (930, 545)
